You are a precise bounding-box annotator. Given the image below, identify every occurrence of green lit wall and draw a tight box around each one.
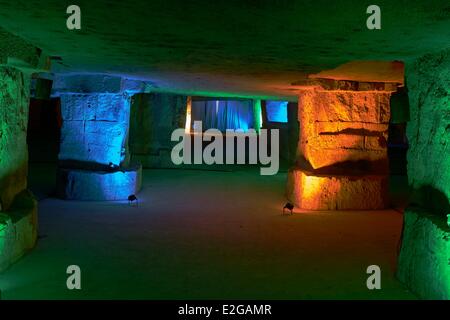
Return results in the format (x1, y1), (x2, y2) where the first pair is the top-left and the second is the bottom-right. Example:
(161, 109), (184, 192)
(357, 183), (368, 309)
(0, 66), (30, 211)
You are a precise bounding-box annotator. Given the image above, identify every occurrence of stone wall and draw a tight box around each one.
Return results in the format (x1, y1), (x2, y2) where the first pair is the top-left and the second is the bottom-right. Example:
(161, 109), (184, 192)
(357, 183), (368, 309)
(129, 93), (187, 168)
(397, 48), (450, 299)
(262, 101), (299, 167)
(406, 49), (450, 214)
(0, 190), (38, 272)
(0, 26), (46, 69)
(397, 208), (450, 299)
(0, 66), (30, 211)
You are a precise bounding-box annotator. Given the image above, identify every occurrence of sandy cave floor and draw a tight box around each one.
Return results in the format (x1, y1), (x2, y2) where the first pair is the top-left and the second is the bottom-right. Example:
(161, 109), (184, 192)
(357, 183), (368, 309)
(0, 166), (415, 299)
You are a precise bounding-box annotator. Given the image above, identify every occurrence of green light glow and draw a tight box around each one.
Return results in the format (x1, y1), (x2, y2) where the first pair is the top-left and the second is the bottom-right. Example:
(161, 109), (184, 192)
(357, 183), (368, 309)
(151, 88), (297, 102)
(252, 99), (262, 134)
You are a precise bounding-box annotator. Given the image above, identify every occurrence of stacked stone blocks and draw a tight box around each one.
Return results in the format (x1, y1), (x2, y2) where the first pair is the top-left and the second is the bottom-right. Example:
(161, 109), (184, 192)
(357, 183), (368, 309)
(287, 80), (396, 210)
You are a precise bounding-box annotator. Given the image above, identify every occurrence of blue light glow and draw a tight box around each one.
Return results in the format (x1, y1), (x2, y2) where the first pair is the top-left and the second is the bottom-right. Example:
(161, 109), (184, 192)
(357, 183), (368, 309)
(266, 101), (288, 123)
(59, 93), (129, 166)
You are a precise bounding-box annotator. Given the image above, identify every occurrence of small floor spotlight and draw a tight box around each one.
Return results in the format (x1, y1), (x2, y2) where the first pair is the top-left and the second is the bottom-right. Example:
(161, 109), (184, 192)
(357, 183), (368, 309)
(108, 162), (119, 171)
(283, 202), (294, 215)
(128, 194), (138, 207)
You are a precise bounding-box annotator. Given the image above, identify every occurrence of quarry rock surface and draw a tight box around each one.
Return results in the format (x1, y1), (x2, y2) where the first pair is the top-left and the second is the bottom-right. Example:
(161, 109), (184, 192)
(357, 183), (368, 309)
(406, 49), (450, 214)
(0, 66), (30, 211)
(0, 3), (443, 98)
(129, 93), (187, 168)
(53, 74), (153, 95)
(396, 48), (450, 300)
(0, 27), (47, 69)
(397, 208), (450, 299)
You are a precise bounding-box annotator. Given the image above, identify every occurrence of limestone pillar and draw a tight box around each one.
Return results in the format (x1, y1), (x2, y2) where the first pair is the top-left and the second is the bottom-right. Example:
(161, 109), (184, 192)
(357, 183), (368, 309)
(0, 26), (49, 271)
(286, 79), (397, 210)
(53, 75), (151, 200)
(0, 67), (30, 211)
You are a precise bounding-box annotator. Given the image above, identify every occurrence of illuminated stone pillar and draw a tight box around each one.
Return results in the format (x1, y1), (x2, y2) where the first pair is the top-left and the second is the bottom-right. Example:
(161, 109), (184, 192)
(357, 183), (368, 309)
(0, 27), (50, 270)
(0, 67), (30, 211)
(53, 75), (151, 200)
(397, 49), (450, 299)
(287, 80), (397, 210)
(0, 68), (38, 272)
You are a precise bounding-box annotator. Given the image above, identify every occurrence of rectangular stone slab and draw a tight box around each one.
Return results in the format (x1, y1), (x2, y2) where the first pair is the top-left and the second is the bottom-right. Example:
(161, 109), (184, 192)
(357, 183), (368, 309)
(56, 165), (142, 201)
(286, 168), (388, 210)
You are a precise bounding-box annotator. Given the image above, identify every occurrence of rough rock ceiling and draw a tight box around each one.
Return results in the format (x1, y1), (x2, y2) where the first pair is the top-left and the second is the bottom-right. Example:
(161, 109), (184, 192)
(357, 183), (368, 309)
(0, 0), (449, 99)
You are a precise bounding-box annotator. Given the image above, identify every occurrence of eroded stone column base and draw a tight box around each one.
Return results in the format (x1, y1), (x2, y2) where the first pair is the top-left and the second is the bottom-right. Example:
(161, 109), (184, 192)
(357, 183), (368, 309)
(0, 190), (38, 272)
(286, 168), (388, 210)
(56, 164), (142, 201)
(397, 208), (450, 299)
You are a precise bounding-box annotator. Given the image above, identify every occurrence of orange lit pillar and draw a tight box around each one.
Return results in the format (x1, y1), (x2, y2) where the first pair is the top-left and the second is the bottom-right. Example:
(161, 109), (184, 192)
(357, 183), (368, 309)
(286, 80), (398, 210)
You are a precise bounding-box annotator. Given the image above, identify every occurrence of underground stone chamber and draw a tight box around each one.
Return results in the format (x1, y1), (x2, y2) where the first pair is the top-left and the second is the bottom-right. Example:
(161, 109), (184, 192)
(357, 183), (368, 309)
(0, 2), (449, 299)
(2, 59), (446, 299)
